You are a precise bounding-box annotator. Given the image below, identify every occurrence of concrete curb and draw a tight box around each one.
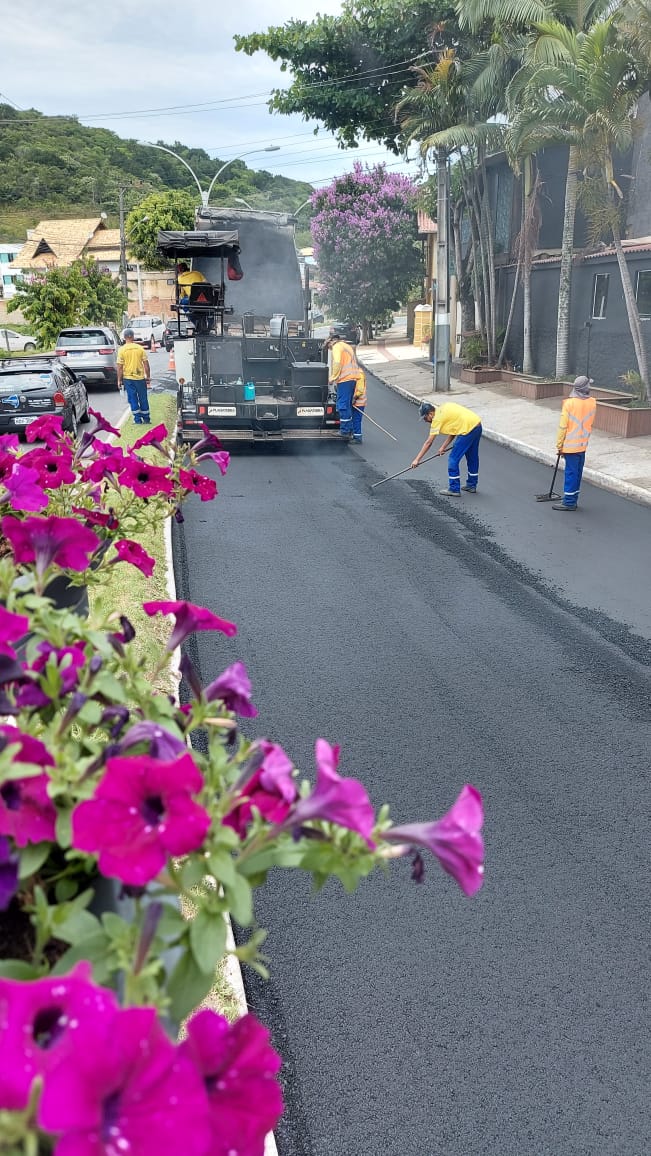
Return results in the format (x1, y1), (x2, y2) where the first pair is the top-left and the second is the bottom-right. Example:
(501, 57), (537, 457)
(364, 364), (651, 509)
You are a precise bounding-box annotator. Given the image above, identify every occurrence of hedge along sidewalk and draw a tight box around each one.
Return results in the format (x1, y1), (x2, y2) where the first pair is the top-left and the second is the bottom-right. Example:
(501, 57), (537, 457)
(88, 393), (251, 1026)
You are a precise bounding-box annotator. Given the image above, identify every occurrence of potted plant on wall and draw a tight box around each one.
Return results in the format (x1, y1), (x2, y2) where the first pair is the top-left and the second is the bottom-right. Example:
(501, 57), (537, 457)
(455, 332), (502, 384)
(591, 371), (651, 437)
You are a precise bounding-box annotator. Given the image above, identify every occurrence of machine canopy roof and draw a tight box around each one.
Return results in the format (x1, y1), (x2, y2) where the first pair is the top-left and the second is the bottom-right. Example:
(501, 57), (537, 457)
(156, 230), (240, 257)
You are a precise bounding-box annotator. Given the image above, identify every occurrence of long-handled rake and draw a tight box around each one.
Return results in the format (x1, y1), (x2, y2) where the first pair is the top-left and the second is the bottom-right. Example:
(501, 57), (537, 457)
(352, 405), (398, 441)
(371, 447), (450, 489)
(535, 452), (562, 502)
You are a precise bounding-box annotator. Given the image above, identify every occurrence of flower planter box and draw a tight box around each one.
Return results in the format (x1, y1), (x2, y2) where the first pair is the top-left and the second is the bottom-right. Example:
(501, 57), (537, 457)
(561, 384), (632, 403)
(593, 402), (651, 437)
(458, 366), (502, 385)
(501, 372), (567, 400)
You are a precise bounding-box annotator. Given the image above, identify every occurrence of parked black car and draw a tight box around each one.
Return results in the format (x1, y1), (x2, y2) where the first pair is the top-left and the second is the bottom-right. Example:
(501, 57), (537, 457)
(330, 321), (361, 345)
(0, 356), (90, 439)
(163, 317), (195, 352)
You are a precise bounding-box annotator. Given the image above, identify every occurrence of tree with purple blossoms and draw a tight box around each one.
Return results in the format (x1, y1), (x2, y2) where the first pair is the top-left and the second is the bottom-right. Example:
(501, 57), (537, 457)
(311, 164), (422, 343)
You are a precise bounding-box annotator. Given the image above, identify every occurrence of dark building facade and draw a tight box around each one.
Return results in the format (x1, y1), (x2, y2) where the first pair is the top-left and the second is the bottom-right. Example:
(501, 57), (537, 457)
(484, 96), (651, 385)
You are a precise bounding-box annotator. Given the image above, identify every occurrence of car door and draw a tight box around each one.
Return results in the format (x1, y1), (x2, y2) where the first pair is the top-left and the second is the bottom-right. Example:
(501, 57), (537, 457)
(59, 365), (81, 417)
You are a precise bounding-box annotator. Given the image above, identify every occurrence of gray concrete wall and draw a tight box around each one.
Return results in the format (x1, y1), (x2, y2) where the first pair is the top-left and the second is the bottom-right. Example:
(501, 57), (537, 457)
(498, 254), (651, 387)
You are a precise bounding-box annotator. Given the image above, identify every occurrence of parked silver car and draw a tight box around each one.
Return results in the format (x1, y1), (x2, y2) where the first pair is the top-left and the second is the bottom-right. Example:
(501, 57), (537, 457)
(0, 327), (37, 353)
(55, 326), (122, 390)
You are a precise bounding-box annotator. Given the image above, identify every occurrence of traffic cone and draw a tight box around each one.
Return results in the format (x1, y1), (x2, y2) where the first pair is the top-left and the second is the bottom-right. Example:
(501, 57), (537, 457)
(168, 347), (176, 372)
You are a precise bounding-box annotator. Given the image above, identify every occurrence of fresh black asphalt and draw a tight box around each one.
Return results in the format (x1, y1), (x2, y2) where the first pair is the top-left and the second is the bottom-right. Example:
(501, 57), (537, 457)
(173, 372), (650, 1156)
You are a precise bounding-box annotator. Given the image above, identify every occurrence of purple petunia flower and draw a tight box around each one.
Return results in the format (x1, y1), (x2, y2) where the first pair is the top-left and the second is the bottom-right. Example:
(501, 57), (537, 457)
(223, 740), (296, 838)
(0, 963), (119, 1112)
(112, 539), (156, 577)
(205, 661), (257, 717)
(24, 414), (65, 448)
(0, 606), (29, 658)
(16, 641), (87, 708)
(193, 424), (223, 456)
(132, 423), (168, 451)
(3, 463), (48, 512)
(119, 721), (187, 761)
(81, 445), (128, 484)
(88, 408), (120, 436)
(118, 458), (174, 499)
(0, 435), (20, 452)
(196, 449), (230, 475)
(1, 515), (100, 578)
(0, 726), (57, 846)
(71, 753), (211, 885)
(20, 447), (76, 489)
(71, 506), (119, 531)
(143, 600), (237, 651)
(383, 785), (485, 896)
(180, 1009), (283, 1155)
(0, 835), (18, 911)
(178, 467), (218, 501)
(38, 1004), (211, 1156)
(288, 739), (376, 847)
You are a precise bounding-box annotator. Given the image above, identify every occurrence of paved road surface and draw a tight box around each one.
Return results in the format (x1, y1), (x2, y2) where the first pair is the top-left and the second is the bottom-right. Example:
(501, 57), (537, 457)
(173, 374), (650, 1156)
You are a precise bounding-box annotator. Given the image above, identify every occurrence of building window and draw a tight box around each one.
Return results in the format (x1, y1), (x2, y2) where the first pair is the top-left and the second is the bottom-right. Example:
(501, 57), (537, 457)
(3, 276), (12, 286)
(635, 270), (651, 319)
(591, 273), (609, 319)
(0, 254), (8, 264)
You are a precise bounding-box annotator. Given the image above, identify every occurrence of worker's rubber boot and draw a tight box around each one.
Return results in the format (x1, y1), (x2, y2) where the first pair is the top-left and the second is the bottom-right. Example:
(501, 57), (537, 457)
(439, 489), (460, 496)
(552, 504), (577, 511)
(462, 485), (476, 493)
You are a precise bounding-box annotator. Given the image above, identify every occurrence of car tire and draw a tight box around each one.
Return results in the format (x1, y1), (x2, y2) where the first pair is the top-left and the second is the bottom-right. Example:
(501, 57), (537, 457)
(79, 397), (91, 424)
(23, 342), (36, 351)
(149, 336), (155, 351)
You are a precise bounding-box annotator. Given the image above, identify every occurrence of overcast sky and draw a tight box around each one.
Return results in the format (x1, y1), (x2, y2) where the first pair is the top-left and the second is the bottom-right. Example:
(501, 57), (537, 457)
(1, 0), (423, 190)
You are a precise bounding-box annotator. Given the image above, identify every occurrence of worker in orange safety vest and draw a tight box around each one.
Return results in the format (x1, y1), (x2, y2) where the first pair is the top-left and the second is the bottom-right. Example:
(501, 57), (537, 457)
(327, 332), (362, 441)
(553, 376), (597, 511)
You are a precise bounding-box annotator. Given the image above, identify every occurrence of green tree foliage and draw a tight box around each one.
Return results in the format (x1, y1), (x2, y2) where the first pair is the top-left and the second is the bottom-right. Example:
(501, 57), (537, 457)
(8, 260), (127, 349)
(312, 164), (421, 338)
(235, 1), (460, 151)
(126, 191), (197, 270)
(0, 106), (313, 240)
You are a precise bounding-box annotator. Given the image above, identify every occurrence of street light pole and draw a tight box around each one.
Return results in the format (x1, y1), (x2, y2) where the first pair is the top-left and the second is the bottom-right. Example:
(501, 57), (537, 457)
(433, 147), (451, 391)
(138, 143), (280, 209)
(118, 187), (128, 296)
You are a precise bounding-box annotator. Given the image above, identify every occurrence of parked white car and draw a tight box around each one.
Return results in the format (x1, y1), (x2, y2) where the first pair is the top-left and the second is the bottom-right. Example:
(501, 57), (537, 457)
(126, 316), (165, 349)
(0, 327), (37, 353)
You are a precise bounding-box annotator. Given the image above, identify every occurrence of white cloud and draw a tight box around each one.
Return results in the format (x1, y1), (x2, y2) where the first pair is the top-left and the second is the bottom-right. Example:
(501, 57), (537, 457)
(1, 0), (421, 186)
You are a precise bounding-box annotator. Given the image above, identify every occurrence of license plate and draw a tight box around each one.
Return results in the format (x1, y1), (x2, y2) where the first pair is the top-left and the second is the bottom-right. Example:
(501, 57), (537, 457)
(208, 406), (237, 417)
(13, 415), (39, 426)
(296, 406), (324, 417)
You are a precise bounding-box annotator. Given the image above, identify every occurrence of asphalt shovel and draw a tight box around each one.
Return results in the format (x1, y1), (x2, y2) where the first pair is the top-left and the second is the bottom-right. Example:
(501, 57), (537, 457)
(535, 452), (562, 502)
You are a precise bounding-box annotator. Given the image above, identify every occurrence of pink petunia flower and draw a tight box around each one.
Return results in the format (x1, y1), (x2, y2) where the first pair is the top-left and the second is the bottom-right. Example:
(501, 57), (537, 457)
(118, 458), (174, 498)
(112, 539), (156, 577)
(1, 515), (100, 578)
(196, 449), (230, 475)
(0, 963), (119, 1111)
(0, 725), (56, 846)
(71, 506), (119, 531)
(223, 741), (296, 838)
(71, 753), (211, 885)
(0, 450), (17, 484)
(143, 600), (237, 651)
(0, 435), (20, 452)
(288, 739), (376, 847)
(38, 1004), (211, 1156)
(178, 467), (218, 502)
(0, 606), (29, 657)
(383, 785), (485, 896)
(180, 1009), (283, 1156)
(205, 661), (257, 717)
(88, 407), (120, 436)
(193, 425), (223, 455)
(20, 447), (76, 489)
(3, 463), (48, 512)
(132, 423), (168, 451)
(24, 414), (65, 448)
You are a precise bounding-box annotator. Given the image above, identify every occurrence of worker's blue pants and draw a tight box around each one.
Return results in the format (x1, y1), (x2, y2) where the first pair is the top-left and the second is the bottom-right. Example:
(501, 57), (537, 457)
(562, 451), (585, 507)
(352, 404), (365, 440)
(448, 423), (482, 492)
(336, 379), (355, 436)
(124, 378), (150, 424)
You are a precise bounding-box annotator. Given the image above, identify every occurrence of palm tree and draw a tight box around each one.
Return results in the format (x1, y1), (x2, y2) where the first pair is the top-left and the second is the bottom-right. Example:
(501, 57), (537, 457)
(511, 17), (650, 397)
(458, 0), (615, 377)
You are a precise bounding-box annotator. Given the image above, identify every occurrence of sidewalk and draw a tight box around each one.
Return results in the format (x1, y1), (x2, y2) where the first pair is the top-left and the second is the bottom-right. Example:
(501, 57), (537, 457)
(358, 326), (651, 508)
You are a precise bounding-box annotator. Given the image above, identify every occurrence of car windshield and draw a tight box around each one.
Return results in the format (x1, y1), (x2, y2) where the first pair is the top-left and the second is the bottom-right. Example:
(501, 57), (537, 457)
(0, 371), (54, 393)
(128, 320), (150, 328)
(57, 331), (108, 347)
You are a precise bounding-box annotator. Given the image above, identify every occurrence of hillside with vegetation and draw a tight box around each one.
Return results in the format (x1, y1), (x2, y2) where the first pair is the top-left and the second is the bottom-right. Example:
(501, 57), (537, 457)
(0, 105), (314, 241)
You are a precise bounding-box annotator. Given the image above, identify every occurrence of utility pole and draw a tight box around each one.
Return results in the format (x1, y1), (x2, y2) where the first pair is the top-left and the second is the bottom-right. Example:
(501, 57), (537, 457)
(433, 146), (451, 391)
(118, 187), (128, 297)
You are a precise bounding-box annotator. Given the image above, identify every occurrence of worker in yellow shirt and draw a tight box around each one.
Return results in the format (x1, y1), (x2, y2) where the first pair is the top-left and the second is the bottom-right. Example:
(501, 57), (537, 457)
(411, 400), (483, 495)
(177, 262), (207, 308)
(117, 329), (151, 424)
